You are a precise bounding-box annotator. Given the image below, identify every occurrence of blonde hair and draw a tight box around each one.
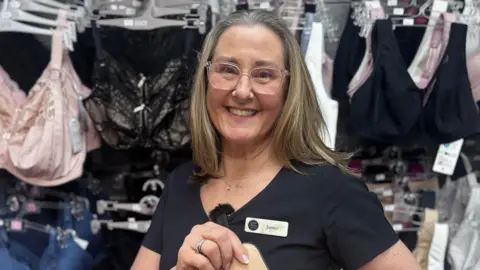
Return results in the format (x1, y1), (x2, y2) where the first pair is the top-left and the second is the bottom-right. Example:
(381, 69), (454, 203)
(189, 10), (352, 182)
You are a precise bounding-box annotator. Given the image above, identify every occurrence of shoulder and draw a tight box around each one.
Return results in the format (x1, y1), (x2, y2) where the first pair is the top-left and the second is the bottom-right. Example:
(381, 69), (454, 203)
(293, 163), (367, 195)
(162, 160), (197, 195)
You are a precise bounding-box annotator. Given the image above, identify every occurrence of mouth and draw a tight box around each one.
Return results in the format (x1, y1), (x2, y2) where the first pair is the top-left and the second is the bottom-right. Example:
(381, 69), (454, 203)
(225, 106), (258, 117)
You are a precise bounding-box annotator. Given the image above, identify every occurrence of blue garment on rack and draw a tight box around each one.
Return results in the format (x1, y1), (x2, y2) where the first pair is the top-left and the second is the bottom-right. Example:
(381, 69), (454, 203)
(38, 201), (93, 270)
(38, 229), (93, 270)
(0, 228), (37, 270)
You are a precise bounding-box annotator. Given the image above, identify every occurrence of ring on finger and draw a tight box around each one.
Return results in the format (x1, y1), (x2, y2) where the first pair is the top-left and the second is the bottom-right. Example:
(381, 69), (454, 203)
(194, 239), (206, 255)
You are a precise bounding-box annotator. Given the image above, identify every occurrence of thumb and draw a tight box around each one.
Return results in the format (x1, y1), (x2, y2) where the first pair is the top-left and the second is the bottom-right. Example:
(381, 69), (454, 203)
(227, 231), (249, 265)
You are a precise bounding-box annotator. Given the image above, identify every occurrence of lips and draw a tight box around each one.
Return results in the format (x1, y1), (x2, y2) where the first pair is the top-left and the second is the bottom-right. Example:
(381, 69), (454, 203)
(226, 107), (258, 117)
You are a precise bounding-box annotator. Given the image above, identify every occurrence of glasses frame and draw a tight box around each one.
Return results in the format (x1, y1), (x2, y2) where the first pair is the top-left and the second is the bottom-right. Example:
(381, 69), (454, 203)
(205, 61), (290, 94)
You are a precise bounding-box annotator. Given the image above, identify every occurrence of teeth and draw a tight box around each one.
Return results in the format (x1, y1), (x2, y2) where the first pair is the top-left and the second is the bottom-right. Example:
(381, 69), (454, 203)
(228, 108), (257, 116)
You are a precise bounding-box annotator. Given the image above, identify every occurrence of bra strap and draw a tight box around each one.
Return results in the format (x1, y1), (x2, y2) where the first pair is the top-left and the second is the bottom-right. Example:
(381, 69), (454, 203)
(91, 20), (105, 59)
(50, 10), (67, 70)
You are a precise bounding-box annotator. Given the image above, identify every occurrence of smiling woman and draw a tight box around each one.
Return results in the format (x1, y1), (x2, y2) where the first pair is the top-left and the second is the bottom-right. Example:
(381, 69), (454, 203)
(131, 9), (421, 270)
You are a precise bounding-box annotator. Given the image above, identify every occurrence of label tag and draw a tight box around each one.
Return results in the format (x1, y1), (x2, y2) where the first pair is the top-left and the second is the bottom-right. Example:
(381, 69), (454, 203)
(432, 0), (449, 12)
(433, 139), (464, 175)
(387, 0), (398, 6)
(73, 236), (89, 250)
(393, 8), (404, 15)
(69, 118), (83, 154)
(403, 18), (414, 25)
(245, 217), (288, 237)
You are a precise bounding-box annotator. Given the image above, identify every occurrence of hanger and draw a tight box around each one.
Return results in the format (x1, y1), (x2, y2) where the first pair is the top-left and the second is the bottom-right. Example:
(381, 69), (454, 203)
(0, 218), (52, 234)
(8, 0), (84, 22)
(96, 195), (159, 216)
(94, 0), (208, 32)
(91, 216), (151, 234)
(32, 0), (76, 10)
(1, 0), (73, 30)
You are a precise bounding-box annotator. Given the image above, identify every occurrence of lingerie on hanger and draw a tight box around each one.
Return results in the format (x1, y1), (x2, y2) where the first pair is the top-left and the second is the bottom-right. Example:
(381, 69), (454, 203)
(0, 14), (101, 187)
(346, 12), (475, 144)
(346, 18), (424, 144)
(84, 21), (203, 151)
(421, 13), (480, 144)
(331, 7), (366, 103)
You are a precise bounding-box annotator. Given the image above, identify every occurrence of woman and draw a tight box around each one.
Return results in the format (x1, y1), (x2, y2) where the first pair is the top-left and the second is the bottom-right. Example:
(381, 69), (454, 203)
(132, 10), (420, 270)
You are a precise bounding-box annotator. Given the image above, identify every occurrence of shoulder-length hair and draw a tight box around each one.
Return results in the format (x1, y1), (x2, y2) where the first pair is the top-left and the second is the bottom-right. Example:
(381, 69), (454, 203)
(189, 9), (352, 183)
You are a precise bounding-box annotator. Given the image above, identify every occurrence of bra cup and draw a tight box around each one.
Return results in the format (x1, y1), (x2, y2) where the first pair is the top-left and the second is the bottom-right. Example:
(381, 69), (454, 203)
(86, 23), (198, 151)
(422, 23), (480, 144)
(347, 19), (423, 143)
(467, 52), (480, 105)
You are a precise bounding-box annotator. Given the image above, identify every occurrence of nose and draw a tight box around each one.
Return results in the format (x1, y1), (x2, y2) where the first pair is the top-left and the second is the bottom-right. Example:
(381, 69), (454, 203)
(232, 74), (253, 100)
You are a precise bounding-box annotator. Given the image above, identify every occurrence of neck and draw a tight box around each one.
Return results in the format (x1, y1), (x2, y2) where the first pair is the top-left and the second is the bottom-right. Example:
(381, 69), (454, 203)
(220, 137), (278, 183)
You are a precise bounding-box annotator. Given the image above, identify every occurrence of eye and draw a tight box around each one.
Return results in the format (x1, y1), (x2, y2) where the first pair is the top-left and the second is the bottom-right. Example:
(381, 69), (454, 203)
(216, 64), (239, 75)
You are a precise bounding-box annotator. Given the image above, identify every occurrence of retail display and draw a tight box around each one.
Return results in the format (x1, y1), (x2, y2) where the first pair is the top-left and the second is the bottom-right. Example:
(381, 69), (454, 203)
(0, 0), (479, 269)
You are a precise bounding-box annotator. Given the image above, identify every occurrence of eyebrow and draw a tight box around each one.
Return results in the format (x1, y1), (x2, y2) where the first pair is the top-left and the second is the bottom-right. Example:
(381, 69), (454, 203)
(212, 56), (281, 69)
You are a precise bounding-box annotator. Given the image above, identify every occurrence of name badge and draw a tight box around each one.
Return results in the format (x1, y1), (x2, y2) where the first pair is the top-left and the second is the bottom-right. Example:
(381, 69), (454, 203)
(245, 217), (289, 237)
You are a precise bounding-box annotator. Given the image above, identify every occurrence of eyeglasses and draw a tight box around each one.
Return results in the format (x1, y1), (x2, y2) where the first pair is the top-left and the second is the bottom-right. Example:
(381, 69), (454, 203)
(205, 61), (289, 95)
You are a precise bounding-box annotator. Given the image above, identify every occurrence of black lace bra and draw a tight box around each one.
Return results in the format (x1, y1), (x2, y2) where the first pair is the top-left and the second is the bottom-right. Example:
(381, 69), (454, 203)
(84, 21), (204, 151)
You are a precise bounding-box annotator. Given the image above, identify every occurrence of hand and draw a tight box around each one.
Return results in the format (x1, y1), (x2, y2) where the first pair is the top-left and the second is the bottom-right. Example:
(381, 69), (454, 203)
(175, 221), (249, 270)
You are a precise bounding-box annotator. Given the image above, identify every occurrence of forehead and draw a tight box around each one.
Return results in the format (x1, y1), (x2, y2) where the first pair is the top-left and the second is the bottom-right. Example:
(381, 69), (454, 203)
(212, 24), (285, 68)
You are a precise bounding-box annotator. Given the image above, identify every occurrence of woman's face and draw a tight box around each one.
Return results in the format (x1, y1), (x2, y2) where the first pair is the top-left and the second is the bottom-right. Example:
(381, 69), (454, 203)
(206, 25), (287, 146)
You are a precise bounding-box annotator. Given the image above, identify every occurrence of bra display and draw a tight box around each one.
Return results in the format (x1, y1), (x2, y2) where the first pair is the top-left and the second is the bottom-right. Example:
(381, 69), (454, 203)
(341, 12), (480, 144)
(84, 21), (203, 151)
(0, 16), (100, 186)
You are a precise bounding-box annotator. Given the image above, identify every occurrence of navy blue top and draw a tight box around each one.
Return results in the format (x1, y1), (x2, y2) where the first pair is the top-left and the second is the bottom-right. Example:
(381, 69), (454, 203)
(142, 161), (398, 270)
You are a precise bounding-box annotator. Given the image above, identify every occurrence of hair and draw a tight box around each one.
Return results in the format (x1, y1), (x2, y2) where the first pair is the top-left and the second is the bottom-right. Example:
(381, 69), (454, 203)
(189, 9), (353, 183)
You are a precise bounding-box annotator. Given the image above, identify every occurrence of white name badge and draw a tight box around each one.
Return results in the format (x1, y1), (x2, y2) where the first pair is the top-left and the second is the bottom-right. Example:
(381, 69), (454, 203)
(245, 217), (289, 237)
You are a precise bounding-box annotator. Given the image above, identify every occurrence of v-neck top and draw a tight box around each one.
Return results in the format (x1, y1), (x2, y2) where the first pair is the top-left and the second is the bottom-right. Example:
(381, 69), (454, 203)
(142, 161), (398, 270)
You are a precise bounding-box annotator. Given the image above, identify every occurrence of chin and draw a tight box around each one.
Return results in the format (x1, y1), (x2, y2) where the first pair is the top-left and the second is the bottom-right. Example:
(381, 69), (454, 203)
(222, 131), (259, 145)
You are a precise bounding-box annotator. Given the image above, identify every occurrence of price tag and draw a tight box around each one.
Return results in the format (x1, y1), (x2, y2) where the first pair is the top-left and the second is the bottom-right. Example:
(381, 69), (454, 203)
(367, 0), (382, 9)
(73, 236), (89, 250)
(393, 8), (404, 15)
(387, 0), (398, 6)
(259, 2), (270, 9)
(403, 18), (414, 25)
(382, 189), (393, 196)
(432, 0), (449, 12)
(384, 204), (395, 212)
(69, 118), (83, 154)
(10, 219), (23, 231)
(375, 174), (386, 181)
(68, 21), (77, 42)
(433, 139), (464, 175)
(392, 224), (403, 231)
(123, 19), (133, 26)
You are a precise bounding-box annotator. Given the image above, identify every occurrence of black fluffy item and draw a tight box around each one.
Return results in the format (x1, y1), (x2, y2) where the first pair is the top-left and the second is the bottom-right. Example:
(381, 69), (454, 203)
(208, 203), (235, 228)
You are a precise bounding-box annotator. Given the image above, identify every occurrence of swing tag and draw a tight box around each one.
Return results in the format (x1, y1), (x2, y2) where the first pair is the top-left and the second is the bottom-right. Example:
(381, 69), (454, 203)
(433, 139), (464, 175)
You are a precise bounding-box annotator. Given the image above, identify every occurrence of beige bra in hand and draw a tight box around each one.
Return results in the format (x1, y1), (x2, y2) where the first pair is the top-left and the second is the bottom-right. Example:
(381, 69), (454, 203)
(229, 243), (268, 270)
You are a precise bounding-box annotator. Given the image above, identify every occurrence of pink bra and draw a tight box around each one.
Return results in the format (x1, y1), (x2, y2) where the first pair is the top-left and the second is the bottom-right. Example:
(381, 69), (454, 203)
(468, 51), (480, 106)
(0, 15), (100, 186)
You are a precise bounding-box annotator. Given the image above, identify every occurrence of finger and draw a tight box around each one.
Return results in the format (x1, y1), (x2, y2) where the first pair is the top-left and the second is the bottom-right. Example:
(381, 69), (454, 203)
(201, 227), (233, 269)
(177, 244), (215, 270)
(197, 239), (222, 269)
(185, 233), (222, 269)
(226, 230), (249, 265)
(180, 244), (215, 270)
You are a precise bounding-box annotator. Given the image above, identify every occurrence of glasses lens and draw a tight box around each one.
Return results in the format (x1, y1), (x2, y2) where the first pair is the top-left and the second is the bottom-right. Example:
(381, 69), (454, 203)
(250, 68), (283, 94)
(208, 63), (240, 90)
(207, 63), (284, 94)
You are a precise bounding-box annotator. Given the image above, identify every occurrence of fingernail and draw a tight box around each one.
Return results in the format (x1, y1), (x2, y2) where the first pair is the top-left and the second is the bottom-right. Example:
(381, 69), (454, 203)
(242, 254), (249, 264)
(225, 263), (230, 270)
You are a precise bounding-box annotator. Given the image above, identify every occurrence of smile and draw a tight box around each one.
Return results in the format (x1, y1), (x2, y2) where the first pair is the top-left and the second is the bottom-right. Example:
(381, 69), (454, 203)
(226, 107), (258, 117)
